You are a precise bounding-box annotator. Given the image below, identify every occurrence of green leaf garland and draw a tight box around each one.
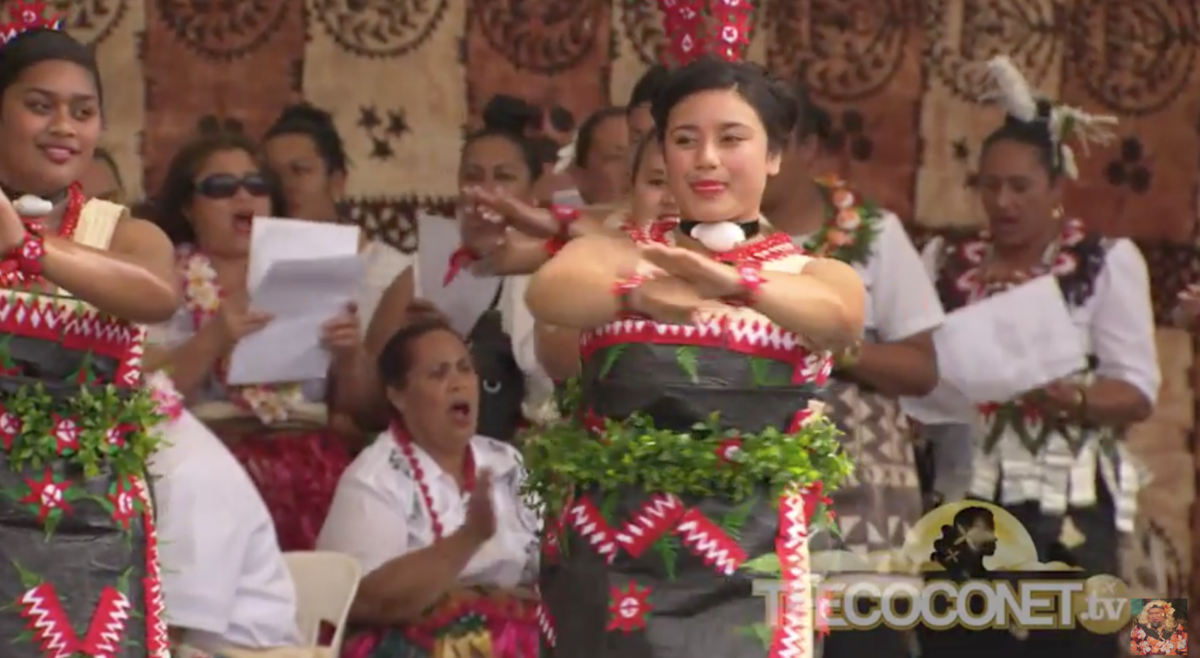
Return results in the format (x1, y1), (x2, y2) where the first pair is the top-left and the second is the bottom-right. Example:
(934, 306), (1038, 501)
(520, 411), (853, 523)
(674, 346), (700, 383)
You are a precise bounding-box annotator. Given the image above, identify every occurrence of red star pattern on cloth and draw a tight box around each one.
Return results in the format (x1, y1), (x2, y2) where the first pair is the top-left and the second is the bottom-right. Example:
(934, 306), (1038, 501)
(104, 423), (132, 450)
(51, 415), (79, 454)
(105, 477), (139, 529)
(714, 437), (743, 463)
(607, 582), (652, 633)
(0, 405), (20, 449)
(19, 468), (71, 522)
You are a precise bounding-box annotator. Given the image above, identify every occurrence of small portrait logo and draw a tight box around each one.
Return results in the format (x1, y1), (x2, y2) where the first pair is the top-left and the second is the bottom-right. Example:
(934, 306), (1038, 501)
(1130, 598), (1188, 655)
(757, 501), (1135, 633)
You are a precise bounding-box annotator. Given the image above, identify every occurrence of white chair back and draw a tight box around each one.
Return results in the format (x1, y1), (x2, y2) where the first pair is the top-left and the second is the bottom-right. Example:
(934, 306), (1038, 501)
(284, 551), (362, 655)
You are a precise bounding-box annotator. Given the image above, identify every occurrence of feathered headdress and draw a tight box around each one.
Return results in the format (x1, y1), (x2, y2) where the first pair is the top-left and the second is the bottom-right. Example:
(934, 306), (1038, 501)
(983, 56), (1117, 179)
(656, 0), (754, 66)
(0, 1), (64, 45)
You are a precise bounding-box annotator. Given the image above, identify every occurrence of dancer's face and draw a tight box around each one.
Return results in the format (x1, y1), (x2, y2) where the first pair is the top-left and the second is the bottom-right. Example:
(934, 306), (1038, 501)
(661, 89), (779, 223)
(0, 60), (101, 196)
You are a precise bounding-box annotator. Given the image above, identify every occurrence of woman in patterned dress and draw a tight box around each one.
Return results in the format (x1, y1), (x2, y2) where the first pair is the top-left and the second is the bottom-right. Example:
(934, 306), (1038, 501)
(144, 131), (364, 551)
(0, 13), (178, 658)
(477, 54), (864, 658)
(916, 57), (1158, 658)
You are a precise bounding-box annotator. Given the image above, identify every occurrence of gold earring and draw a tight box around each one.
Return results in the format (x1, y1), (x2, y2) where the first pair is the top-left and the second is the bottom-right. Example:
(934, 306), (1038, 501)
(1052, 206), (1064, 219)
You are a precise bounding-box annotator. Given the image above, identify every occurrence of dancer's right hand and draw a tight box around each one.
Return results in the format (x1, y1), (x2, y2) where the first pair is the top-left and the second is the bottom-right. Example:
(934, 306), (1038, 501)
(462, 185), (559, 239)
(215, 294), (272, 345)
(628, 276), (708, 325)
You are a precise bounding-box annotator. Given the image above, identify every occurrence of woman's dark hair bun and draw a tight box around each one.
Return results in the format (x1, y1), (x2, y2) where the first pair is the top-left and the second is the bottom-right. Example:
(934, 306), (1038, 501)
(482, 94), (541, 135)
(195, 115), (243, 135)
(277, 103), (336, 130)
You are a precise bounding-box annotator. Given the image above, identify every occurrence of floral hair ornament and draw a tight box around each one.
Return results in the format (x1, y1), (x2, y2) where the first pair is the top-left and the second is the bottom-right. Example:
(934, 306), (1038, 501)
(983, 55), (1117, 180)
(656, 0), (754, 66)
(0, 1), (65, 46)
(554, 137), (576, 174)
(1144, 600), (1175, 618)
(657, 0), (706, 67)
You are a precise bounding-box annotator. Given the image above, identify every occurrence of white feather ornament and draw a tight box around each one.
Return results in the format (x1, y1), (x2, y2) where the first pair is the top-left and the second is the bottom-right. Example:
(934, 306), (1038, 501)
(554, 139), (577, 174)
(986, 55), (1038, 122)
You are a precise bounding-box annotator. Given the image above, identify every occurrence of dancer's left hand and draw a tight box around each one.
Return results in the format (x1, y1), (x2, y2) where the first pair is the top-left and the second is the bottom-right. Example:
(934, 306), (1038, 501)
(320, 303), (361, 357)
(638, 243), (741, 299)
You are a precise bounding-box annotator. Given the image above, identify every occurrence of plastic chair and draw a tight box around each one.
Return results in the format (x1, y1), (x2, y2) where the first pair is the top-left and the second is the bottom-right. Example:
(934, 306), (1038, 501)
(284, 551), (362, 656)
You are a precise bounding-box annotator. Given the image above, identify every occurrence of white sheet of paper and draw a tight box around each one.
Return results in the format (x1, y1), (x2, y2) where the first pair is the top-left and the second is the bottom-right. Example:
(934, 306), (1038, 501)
(226, 255), (365, 385)
(246, 217), (360, 292)
(415, 213), (501, 336)
(935, 275), (1087, 403)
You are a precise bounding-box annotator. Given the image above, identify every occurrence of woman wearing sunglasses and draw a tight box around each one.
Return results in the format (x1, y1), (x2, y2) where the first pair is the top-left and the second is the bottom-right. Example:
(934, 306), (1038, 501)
(145, 130), (362, 552)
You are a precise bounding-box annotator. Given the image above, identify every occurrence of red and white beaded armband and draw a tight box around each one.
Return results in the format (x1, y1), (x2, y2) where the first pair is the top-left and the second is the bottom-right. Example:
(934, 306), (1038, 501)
(724, 262), (764, 306)
(613, 274), (649, 315)
(8, 232), (44, 276)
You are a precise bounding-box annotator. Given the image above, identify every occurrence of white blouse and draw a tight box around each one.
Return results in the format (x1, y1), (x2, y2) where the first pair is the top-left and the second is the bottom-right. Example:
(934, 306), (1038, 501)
(150, 412), (301, 652)
(316, 433), (541, 588)
(921, 237), (1159, 530)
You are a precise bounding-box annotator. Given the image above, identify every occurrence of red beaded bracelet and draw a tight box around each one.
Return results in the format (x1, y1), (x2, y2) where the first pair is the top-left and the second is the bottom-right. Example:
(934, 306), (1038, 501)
(724, 262), (764, 306)
(543, 236), (567, 256)
(613, 274), (648, 314)
(549, 204), (580, 236)
(10, 232), (44, 275)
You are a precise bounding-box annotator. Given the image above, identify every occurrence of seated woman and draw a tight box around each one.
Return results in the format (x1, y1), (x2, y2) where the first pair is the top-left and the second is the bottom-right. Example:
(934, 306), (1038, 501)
(145, 130), (365, 551)
(318, 319), (542, 658)
(149, 382), (304, 658)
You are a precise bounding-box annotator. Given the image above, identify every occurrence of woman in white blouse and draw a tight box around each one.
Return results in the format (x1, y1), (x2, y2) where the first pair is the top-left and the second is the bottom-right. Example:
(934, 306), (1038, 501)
(918, 59), (1157, 658)
(318, 318), (541, 658)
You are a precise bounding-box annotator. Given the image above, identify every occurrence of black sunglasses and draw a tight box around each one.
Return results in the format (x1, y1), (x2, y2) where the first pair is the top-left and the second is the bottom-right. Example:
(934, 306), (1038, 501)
(193, 173), (270, 199)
